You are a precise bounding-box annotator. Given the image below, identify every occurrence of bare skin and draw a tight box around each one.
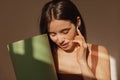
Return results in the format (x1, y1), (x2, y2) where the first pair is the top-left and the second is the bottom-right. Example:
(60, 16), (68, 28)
(57, 44), (111, 80)
(48, 19), (111, 80)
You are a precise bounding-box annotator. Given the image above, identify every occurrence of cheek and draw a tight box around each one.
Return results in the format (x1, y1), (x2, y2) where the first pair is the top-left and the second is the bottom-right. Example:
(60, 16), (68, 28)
(65, 31), (76, 40)
(49, 36), (57, 43)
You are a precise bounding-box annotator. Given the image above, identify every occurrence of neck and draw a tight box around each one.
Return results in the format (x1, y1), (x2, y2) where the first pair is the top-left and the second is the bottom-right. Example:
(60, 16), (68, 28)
(57, 47), (76, 55)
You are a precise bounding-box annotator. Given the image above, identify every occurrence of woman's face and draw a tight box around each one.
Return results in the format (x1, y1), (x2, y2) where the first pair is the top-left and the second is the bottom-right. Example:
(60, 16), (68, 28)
(48, 20), (77, 51)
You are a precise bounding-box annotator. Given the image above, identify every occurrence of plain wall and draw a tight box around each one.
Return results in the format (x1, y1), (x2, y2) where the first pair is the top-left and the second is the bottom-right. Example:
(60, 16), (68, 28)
(0, 0), (119, 80)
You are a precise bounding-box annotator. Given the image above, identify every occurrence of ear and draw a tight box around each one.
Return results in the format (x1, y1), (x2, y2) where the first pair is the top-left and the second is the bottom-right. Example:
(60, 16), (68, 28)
(77, 16), (81, 28)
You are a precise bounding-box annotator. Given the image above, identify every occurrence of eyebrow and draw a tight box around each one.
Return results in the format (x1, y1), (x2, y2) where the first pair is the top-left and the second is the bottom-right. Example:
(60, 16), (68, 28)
(48, 27), (71, 33)
(60, 28), (71, 33)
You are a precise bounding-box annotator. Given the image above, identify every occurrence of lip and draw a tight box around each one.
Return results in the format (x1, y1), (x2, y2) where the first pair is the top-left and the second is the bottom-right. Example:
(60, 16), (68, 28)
(61, 43), (69, 48)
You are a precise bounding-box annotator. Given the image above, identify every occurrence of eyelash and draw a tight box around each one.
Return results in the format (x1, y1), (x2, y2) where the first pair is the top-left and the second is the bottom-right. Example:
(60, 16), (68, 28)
(62, 30), (69, 34)
(50, 33), (56, 36)
(62, 29), (70, 34)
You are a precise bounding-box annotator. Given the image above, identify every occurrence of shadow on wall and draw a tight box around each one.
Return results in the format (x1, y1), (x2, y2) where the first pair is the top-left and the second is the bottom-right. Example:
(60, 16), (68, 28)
(8, 35), (57, 80)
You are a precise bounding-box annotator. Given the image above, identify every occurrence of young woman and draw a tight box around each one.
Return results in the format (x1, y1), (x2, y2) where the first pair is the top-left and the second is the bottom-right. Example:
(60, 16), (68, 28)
(39, 0), (111, 80)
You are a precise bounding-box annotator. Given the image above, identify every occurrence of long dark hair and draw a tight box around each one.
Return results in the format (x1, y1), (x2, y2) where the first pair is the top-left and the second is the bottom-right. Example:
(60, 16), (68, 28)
(39, 0), (87, 55)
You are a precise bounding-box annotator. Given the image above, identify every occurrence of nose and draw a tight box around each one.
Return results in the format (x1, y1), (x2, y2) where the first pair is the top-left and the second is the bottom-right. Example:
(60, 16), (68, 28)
(56, 34), (64, 44)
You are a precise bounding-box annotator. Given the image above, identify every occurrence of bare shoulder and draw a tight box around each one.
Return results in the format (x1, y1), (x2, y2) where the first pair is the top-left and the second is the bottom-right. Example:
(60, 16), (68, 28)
(87, 43), (109, 57)
(99, 45), (108, 53)
(88, 43), (110, 60)
(98, 45), (110, 59)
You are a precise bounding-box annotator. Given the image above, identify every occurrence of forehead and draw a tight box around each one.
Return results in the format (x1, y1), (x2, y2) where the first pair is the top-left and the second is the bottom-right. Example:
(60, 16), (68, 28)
(48, 20), (73, 32)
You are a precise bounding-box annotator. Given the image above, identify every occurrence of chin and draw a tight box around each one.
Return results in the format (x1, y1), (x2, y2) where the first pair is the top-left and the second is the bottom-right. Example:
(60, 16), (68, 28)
(62, 45), (75, 52)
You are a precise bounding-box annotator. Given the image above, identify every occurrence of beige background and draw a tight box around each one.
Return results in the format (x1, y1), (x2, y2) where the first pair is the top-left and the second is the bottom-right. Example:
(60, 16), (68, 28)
(0, 0), (119, 80)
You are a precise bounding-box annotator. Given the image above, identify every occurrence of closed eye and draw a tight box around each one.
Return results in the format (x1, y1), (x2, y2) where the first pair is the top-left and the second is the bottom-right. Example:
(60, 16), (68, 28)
(61, 28), (70, 34)
(49, 32), (56, 37)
